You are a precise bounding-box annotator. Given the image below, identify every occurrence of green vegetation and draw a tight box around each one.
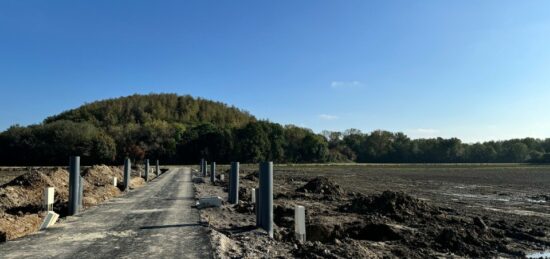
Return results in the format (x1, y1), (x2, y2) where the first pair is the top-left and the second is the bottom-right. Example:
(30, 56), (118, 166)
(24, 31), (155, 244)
(325, 130), (550, 163)
(1, 94), (549, 165)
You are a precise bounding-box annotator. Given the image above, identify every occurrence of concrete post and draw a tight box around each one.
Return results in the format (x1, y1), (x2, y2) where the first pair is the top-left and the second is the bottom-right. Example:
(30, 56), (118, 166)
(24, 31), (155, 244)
(43, 187), (54, 211)
(156, 160), (160, 176)
(204, 161), (208, 177)
(259, 162), (273, 238)
(113, 177), (117, 187)
(68, 156), (80, 216)
(220, 174), (225, 181)
(144, 159), (150, 181)
(251, 188), (256, 203)
(124, 158), (131, 191)
(295, 205), (306, 242)
(210, 162), (216, 183)
(228, 162), (239, 204)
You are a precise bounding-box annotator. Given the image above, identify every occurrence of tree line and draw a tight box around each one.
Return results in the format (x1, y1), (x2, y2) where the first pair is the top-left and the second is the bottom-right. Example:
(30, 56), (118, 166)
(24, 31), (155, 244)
(0, 94), (549, 165)
(322, 130), (550, 163)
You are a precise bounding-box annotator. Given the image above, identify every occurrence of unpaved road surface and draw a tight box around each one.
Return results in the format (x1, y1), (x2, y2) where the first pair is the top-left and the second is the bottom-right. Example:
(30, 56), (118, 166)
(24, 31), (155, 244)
(0, 168), (211, 259)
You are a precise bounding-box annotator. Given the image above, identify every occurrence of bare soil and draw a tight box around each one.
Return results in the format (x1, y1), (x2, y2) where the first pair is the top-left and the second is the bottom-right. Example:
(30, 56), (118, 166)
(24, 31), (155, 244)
(194, 164), (550, 258)
(0, 165), (154, 242)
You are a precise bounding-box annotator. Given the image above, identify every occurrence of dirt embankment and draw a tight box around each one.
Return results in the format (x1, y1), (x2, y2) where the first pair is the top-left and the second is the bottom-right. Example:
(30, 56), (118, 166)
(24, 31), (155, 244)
(195, 170), (550, 258)
(0, 165), (149, 242)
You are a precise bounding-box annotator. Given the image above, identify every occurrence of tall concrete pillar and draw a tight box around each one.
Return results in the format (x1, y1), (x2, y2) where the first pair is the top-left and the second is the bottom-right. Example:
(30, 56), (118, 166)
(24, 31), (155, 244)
(144, 159), (150, 181)
(228, 162), (239, 204)
(124, 158), (131, 191)
(210, 162), (216, 183)
(258, 162), (273, 238)
(68, 156), (80, 216)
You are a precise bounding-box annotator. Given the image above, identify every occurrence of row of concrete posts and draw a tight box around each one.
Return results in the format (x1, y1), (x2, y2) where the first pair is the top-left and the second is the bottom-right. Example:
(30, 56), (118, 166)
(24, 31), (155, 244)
(66, 156), (161, 216)
(199, 159), (275, 238)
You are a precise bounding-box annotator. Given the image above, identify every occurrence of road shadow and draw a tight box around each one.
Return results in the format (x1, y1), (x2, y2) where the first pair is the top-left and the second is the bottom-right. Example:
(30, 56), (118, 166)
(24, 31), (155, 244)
(140, 223), (201, 230)
(164, 197), (195, 201)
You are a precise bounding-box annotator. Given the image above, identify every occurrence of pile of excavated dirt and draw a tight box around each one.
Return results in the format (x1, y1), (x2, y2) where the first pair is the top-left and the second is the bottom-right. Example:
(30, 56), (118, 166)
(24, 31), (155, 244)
(296, 177), (344, 196)
(0, 168), (70, 213)
(0, 165), (146, 242)
(242, 170), (258, 181)
(0, 168), (71, 241)
(340, 191), (432, 219)
(0, 212), (43, 242)
(82, 165), (122, 207)
(82, 165), (122, 187)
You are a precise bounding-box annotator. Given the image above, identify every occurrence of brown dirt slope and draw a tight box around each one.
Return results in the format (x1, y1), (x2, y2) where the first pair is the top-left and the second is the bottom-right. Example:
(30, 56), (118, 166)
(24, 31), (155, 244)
(0, 165), (146, 242)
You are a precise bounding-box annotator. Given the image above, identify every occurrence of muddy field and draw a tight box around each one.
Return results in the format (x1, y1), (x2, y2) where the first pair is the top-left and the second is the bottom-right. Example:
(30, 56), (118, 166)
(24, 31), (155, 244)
(194, 164), (550, 258)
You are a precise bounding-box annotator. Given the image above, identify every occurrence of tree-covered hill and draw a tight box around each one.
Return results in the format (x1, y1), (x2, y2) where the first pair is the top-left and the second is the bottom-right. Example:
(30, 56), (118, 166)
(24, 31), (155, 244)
(1, 93), (550, 165)
(0, 94), (329, 165)
(44, 94), (255, 128)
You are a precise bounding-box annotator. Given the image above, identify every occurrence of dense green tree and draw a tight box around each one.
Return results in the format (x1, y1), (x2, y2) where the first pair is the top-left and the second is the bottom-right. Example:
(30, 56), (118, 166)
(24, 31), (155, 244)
(300, 134), (329, 162)
(177, 123), (235, 163)
(500, 142), (529, 162)
(464, 143), (497, 163)
(235, 122), (270, 163)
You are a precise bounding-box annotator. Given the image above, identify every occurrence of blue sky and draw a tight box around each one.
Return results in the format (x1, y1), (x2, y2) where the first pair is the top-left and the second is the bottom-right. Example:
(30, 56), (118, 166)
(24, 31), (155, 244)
(1, 1), (550, 143)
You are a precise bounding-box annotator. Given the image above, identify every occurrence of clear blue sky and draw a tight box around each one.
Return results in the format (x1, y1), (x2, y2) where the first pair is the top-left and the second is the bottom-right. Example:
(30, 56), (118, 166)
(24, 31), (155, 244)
(1, 1), (549, 143)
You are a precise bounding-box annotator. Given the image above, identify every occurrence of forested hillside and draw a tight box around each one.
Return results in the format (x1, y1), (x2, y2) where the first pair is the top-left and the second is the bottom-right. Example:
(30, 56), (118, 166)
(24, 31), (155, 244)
(44, 94), (253, 128)
(0, 94), (549, 165)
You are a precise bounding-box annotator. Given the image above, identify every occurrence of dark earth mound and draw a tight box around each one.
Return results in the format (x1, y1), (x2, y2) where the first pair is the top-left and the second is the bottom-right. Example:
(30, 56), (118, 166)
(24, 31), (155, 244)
(341, 191), (431, 218)
(242, 171), (258, 181)
(296, 177), (344, 196)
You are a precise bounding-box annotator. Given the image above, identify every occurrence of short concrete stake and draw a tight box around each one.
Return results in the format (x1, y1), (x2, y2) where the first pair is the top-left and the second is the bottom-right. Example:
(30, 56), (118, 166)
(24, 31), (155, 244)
(220, 174), (225, 181)
(68, 156), (80, 216)
(204, 161), (208, 177)
(294, 205), (306, 242)
(39, 211), (60, 230)
(258, 162), (273, 238)
(251, 188), (256, 204)
(113, 177), (117, 187)
(228, 162), (239, 204)
(210, 162), (216, 183)
(43, 187), (54, 211)
(124, 158), (131, 191)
